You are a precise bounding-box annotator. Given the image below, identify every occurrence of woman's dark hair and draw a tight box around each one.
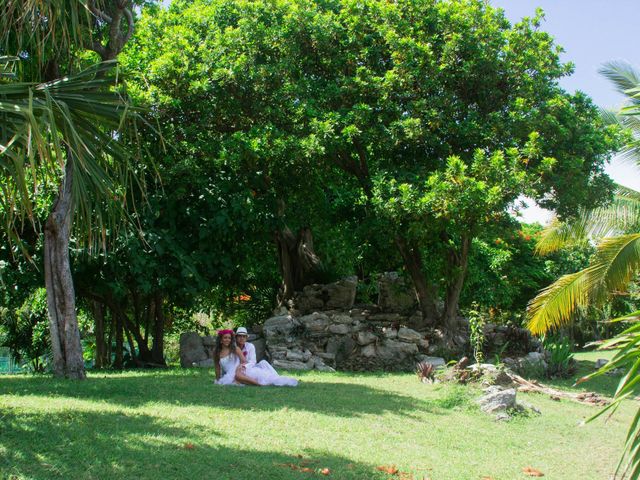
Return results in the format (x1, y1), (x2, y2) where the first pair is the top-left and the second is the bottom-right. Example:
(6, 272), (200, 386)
(214, 333), (236, 367)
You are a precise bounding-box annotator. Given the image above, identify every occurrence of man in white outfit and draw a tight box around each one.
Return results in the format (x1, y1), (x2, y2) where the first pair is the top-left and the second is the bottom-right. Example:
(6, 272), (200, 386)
(234, 326), (298, 387)
(235, 327), (256, 367)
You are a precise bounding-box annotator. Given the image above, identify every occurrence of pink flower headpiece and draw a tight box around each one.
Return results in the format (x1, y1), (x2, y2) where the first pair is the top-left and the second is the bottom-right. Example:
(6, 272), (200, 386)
(217, 329), (234, 336)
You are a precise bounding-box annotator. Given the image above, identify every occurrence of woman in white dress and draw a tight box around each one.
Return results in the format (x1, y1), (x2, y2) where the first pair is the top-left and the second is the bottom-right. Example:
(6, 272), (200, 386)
(235, 327), (298, 387)
(213, 330), (259, 385)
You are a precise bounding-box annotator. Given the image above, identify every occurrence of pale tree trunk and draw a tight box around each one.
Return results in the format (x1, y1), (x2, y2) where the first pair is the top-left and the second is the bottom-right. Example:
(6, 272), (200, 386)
(44, 158), (86, 379)
(442, 235), (471, 336)
(395, 235), (439, 325)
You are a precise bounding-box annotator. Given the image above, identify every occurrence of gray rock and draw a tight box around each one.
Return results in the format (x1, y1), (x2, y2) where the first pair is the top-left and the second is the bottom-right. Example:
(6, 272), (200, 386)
(313, 357), (336, 372)
(522, 351), (547, 370)
(326, 336), (356, 364)
(478, 388), (517, 413)
(331, 314), (352, 324)
(299, 312), (330, 333)
(361, 344), (377, 357)
(273, 359), (312, 370)
(478, 386), (516, 413)
(315, 352), (336, 362)
(416, 355), (446, 368)
(397, 327), (423, 344)
(377, 272), (418, 312)
(264, 315), (298, 338)
(377, 339), (418, 360)
(595, 358), (609, 369)
(202, 335), (216, 346)
(195, 358), (214, 368)
(286, 349), (305, 362)
(252, 338), (267, 362)
(383, 327), (398, 339)
(368, 312), (402, 322)
(329, 324), (351, 335)
(324, 276), (358, 310)
(356, 331), (377, 346)
(179, 332), (208, 367)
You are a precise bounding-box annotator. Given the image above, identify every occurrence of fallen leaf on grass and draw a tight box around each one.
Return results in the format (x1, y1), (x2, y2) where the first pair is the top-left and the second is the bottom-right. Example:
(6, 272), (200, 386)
(377, 465), (399, 475)
(183, 443), (195, 450)
(522, 466), (544, 477)
(319, 467), (331, 475)
(480, 476), (494, 479)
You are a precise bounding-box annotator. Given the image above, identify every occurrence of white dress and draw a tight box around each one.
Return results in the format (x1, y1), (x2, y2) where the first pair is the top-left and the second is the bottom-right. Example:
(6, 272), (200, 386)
(241, 342), (298, 387)
(215, 353), (242, 385)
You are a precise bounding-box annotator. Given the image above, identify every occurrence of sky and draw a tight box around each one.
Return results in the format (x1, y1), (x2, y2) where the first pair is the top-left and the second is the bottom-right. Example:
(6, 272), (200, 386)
(159, 0), (638, 224)
(491, 0), (639, 223)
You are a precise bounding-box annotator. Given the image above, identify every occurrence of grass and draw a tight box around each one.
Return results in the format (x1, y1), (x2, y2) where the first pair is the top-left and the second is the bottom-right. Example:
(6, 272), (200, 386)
(0, 357), (634, 480)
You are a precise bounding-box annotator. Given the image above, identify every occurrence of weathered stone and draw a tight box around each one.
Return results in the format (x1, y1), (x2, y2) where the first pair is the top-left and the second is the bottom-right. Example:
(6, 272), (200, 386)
(377, 272), (418, 312)
(315, 352), (336, 362)
(418, 339), (429, 351)
(314, 356), (336, 372)
(179, 332), (208, 367)
(377, 339), (418, 360)
(286, 349), (305, 362)
(478, 387), (517, 413)
(397, 327), (423, 344)
(273, 359), (312, 370)
(331, 314), (352, 324)
(383, 327), (398, 339)
(202, 335), (216, 346)
(368, 313), (403, 322)
(326, 336), (356, 364)
(252, 338), (267, 362)
(196, 358), (214, 368)
(356, 331), (377, 346)
(416, 355), (446, 368)
(522, 352), (547, 370)
(361, 344), (377, 357)
(325, 276), (358, 310)
(299, 312), (330, 333)
(329, 324), (351, 335)
(263, 315), (298, 338)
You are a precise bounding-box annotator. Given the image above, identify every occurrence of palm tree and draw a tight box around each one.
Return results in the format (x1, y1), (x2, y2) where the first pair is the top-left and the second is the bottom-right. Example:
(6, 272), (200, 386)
(526, 61), (640, 479)
(0, 1), (140, 378)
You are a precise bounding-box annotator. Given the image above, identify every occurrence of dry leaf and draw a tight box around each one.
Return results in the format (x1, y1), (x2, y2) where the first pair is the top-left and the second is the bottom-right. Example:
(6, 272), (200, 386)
(480, 476), (494, 480)
(377, 465), (400, 475)
(320, 468), (331, 475)
(300, 467), (313, 473)
(522, 466), (544, 477)
(183, 443), (195, 450)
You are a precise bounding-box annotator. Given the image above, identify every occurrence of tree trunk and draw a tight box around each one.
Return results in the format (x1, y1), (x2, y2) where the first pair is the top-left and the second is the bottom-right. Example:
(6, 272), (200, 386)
(114, 308), (124, 369)
(93, 301), (107, 369)
(395, 235), (439, 324)
(151, 293), (166, 366)
(442, 235), (471, 334)
(44, 158), (86, 379)
(276, 227), (321, 303)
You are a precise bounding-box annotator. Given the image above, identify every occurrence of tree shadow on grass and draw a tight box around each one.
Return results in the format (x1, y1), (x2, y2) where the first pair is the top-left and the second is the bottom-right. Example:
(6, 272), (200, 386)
(0, 370), (467, 418)
(0, 408), (389, 480)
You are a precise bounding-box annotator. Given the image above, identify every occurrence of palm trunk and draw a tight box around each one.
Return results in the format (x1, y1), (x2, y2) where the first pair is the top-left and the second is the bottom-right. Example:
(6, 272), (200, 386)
(395, 235), (439, 324)
(44, 158), (85, 379)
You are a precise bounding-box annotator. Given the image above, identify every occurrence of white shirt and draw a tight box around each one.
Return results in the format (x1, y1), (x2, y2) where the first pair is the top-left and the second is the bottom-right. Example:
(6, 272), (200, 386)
(240, 342), (256, 367)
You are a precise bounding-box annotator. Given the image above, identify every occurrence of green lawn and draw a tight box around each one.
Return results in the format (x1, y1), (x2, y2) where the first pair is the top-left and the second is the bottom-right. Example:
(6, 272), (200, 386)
(0, 355), (633, 480)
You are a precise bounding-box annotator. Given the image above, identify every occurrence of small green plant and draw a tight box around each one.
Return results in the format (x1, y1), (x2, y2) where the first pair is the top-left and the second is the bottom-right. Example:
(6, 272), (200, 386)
(467, 302), (486, 365)
(542, 334), (575, 378)
(493, 341), (510, 366)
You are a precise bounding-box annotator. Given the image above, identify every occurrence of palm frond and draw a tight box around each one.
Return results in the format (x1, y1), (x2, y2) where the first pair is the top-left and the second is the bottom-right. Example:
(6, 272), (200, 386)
(535, 216), (591, 254)
(0, 61), (143, 251)
(528, 234), (640, 335)
(600, 61), (640, 105)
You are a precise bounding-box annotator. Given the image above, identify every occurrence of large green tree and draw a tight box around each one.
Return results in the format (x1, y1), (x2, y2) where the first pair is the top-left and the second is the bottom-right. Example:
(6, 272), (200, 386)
(128, 0), (618, 336)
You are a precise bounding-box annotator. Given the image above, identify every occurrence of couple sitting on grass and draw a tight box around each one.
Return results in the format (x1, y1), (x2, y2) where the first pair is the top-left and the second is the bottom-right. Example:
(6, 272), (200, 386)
(214, 327), (298, 387)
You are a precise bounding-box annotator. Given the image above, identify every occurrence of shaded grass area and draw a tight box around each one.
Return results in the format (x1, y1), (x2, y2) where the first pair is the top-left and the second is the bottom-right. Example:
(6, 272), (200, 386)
(0, 367), (634, 480)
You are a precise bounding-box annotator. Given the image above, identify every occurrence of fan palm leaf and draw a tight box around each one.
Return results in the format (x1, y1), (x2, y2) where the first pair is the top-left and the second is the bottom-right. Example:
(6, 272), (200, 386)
(0, 60), (141, 251)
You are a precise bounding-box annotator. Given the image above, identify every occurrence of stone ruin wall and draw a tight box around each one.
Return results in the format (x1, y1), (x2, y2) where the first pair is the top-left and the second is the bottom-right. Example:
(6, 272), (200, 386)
(180, 273), (537, 372)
